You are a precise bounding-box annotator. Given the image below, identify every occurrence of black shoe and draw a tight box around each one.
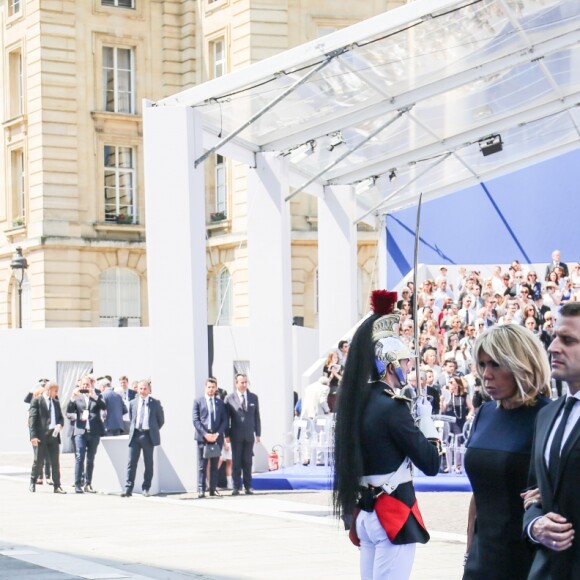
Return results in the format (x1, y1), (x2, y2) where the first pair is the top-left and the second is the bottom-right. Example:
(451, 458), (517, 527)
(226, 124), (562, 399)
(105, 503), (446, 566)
(197, 492), (206, 499)
(121, 490), (133, 497)
(29, 482), (36, 493)
(83, 484), (96, 494)
(54, 487), (67, 494)
(75, 485), (84, 494)
(231, 489), (240, 496)
(142, 490), (150, 497)
(245, 488), (254, 495)
(209, 489), (222, 497)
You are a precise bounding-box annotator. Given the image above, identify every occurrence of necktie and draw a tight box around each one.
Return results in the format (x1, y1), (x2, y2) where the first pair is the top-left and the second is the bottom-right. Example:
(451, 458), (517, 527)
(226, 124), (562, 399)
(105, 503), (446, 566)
(465, 310), (469, 325)
(548, 397), (578, 484)
(209, 398), (215, 429)
(138, 399), (146, 429)
(241, 394), (247, 412)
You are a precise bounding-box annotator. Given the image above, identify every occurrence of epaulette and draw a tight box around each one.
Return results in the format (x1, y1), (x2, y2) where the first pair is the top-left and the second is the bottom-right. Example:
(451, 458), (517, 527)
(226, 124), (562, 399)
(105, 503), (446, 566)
(382, 388), (412, 403)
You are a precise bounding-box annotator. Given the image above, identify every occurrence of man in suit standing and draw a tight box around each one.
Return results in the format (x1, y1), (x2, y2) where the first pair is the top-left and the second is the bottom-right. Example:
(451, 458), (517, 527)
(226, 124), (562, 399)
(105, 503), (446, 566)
(524, 302), (580, 578)
(67, 375), (107, 494)
(192, 377), (228, 498)
(101, 379), (127, 436)
(224, 373), (261, 496)
(29, 381), (66, 493)
(544, 249), (569, 280)
(122, 379), (164, 498)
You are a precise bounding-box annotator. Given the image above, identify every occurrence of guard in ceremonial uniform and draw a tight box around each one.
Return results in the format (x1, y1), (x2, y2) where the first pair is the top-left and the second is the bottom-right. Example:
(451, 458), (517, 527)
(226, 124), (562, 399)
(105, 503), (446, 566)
(333, 290), (441, 580)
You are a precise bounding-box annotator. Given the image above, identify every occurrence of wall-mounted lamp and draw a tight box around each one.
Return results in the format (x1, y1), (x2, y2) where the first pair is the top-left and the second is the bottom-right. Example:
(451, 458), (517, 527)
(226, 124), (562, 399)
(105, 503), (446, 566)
(479, 134), (503, 157)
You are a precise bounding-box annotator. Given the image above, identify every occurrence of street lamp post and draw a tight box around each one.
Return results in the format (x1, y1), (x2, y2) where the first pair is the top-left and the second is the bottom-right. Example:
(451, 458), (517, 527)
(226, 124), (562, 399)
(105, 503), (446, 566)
(10, 246), (28, 328)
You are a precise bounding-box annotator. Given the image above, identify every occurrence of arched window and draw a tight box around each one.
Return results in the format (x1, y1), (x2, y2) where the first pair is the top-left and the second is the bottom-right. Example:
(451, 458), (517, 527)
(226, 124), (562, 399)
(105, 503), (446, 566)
(216, 267), (232, 325)
(99, 267), (141, 326)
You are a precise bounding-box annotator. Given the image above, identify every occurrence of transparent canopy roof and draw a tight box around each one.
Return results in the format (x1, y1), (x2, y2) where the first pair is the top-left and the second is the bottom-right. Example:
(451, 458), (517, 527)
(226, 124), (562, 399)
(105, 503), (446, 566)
(158, 0), (580, 221)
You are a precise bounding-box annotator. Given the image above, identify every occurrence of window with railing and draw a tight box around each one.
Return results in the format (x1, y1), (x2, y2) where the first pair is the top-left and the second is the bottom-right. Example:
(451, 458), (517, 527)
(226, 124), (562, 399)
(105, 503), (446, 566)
(103, 46), (134, 113)
(99, 268), (141, 327)
(104, 145), (136, 223)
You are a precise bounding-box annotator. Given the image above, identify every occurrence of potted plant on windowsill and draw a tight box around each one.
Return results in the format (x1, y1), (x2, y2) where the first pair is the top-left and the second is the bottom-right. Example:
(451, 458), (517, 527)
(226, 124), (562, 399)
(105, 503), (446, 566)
(11, 216), (24, 227)
(116, 213), (134, 224)
(210, 211), (227, 222)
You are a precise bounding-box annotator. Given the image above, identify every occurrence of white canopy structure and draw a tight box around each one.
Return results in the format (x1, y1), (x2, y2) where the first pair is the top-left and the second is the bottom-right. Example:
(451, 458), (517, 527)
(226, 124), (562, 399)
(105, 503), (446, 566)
(141, 0), (580, 489)
(155, 0), (580, 221)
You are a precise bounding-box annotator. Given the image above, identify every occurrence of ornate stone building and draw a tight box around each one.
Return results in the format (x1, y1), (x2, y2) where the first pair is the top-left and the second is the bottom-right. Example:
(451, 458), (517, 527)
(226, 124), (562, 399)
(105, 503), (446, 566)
(0, 0), (401, 328)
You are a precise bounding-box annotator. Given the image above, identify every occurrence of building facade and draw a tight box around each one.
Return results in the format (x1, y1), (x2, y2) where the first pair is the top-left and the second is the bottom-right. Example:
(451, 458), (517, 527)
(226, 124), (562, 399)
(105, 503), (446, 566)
(0, 0), (402, 329)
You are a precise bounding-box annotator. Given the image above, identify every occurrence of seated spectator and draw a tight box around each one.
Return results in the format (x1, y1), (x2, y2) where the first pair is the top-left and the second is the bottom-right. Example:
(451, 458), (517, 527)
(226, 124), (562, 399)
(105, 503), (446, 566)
(546, 268), (560, 287)
(422, 347), (442, 382)
(520, 302), (541, 328)
(571, 262), (580, 294)
(437, 357), (462, 389)
(337, 340), (349, 366)
(527, 270), (542, 300)
(560, 277), (574, 306)
(542, 281), (560, 312)
(524, 316), (539, 335)
(397, 287), (411, 309)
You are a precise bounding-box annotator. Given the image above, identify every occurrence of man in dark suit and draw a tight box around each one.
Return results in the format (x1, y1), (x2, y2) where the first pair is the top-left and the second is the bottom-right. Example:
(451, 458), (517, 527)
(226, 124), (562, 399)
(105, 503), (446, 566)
(192, 377), (228, 498)
(29, 381), (66, 493)
(544, 249), (569, 280)
(122, 379), (164, 498)
(524, 302), (580, 579)
(101, 379), (127, 436)
(67, 375), (107, 494)
(224, 373), (261, 495)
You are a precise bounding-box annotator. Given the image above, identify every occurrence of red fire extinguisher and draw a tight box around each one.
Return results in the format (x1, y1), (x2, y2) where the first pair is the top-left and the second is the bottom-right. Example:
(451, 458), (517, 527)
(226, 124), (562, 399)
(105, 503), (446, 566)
(268, 445), (282, 471)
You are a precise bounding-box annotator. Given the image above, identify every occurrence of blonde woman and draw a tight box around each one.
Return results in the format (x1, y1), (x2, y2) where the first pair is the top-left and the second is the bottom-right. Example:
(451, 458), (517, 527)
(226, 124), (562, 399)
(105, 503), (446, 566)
(463, 324), (552, 580)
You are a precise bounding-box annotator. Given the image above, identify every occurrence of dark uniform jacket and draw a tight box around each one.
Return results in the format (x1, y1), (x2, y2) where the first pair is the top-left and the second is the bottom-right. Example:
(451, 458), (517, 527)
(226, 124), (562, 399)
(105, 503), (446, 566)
(359, 381), (440, 544)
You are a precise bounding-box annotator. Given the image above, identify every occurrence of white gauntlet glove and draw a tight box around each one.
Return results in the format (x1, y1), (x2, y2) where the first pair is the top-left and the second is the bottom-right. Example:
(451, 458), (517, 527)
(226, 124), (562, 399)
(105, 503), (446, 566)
(415, 396), (440, 440)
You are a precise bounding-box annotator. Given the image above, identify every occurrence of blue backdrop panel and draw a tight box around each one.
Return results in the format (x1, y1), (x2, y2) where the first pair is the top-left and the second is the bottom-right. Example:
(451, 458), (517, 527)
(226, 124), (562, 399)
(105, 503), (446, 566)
(386, 149), (580, 287)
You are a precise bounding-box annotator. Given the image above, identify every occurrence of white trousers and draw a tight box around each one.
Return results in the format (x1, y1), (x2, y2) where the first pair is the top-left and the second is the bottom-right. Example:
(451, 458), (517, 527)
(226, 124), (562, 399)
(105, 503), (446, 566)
(355, 509), (416, 580)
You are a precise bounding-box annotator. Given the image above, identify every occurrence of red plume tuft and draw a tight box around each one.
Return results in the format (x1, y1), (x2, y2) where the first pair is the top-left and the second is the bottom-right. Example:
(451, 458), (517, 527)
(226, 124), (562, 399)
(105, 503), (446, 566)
(370, 290), (397, 316)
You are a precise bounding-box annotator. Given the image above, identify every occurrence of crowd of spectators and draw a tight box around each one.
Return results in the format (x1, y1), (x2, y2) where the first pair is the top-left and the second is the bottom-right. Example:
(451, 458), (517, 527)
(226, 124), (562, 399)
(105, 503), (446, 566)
(396, 252), (578, 409)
